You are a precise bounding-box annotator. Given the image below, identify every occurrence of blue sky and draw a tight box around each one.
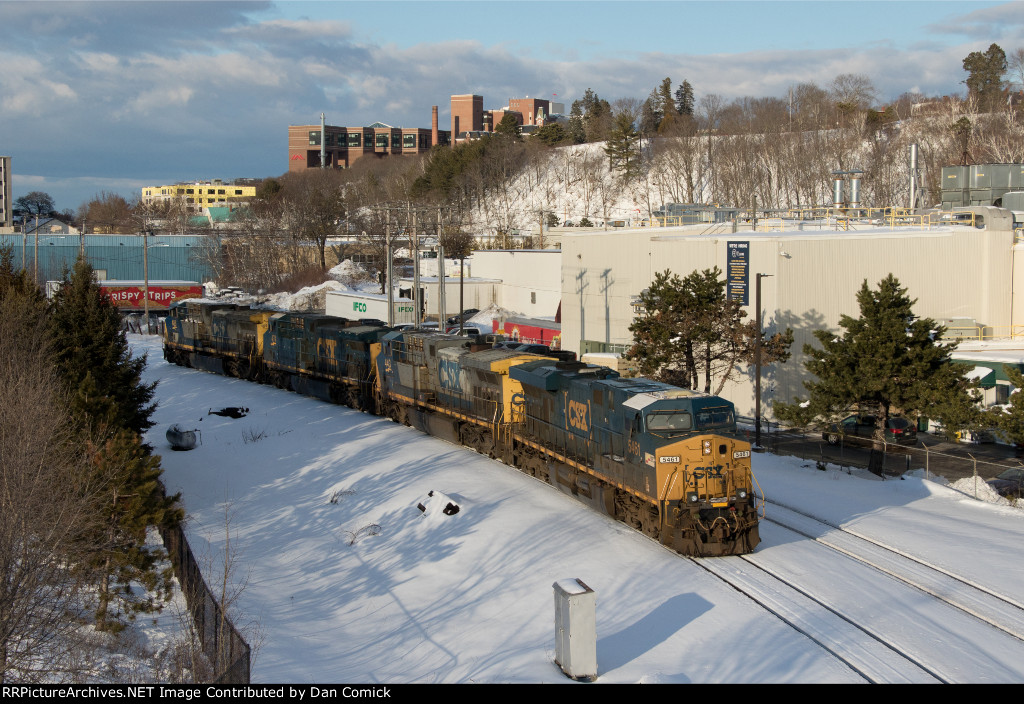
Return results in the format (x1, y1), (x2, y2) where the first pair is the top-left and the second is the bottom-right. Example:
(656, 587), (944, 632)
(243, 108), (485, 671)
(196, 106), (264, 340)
(1, 0), (1021, 212)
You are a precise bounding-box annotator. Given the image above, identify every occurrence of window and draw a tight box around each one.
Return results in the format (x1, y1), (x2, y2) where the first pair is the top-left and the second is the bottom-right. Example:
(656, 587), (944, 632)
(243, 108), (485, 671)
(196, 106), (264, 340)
(403, 134), (416, 149)
(391, 134), (400, 148)
(997, 383), (1011, 405)
(646, 412), (693, 432)
(218, 189), (225, 194)
(234, 189), (242, 195)
(420, 134), (430, 149)
(376, 134), (388, 148)
(308, 130), (321, 146)
(348, 133), (361, 148)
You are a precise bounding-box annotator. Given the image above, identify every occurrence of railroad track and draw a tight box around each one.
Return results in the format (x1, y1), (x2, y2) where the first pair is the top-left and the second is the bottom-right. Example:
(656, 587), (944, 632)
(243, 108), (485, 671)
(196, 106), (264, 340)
(690, 553), (942, 683)
(688, 496), (1024, 683)
(762, 497), (1024, 641)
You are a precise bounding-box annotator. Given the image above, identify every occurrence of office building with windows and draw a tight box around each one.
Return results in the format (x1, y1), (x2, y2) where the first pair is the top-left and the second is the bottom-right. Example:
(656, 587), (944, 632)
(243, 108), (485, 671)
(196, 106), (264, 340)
(141, 180), (257, 209)
(288, 116), (448, 172)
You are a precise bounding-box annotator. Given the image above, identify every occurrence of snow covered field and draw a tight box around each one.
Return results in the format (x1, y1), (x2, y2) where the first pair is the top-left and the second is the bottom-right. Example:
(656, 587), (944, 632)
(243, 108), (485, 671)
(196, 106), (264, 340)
(134, 335), (1024, 683)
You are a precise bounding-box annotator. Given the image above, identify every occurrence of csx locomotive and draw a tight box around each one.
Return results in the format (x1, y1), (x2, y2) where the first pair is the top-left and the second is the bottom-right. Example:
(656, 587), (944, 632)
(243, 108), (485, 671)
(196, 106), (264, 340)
(163, 298), (761, 556)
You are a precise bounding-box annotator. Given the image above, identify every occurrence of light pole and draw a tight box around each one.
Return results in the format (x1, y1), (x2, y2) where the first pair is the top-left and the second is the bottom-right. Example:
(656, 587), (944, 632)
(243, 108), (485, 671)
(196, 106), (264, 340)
(754, 272), (773, 450)
(143, 229), (150, 334)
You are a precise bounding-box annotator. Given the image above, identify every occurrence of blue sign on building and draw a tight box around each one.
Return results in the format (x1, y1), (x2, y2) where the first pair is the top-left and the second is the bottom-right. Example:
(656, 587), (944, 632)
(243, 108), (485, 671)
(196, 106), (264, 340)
(726, 241), (749, 306)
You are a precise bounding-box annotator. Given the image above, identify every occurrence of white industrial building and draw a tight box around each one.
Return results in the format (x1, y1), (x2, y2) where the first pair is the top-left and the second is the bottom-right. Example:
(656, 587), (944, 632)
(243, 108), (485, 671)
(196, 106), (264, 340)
(397, 249), (562, 321)
(559, 207), (1024, 418)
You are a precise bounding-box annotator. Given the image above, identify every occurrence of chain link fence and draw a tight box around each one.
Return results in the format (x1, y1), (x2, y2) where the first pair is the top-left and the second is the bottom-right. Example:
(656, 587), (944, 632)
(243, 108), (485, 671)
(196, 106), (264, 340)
(738, 416), (1024, 485)
(160, 522), (251, 684)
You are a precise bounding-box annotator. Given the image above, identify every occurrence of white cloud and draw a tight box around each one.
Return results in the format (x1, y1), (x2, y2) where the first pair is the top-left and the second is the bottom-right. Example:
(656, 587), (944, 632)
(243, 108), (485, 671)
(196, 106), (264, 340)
(120, 85), (195, 118)
(226, 18), (355, 42)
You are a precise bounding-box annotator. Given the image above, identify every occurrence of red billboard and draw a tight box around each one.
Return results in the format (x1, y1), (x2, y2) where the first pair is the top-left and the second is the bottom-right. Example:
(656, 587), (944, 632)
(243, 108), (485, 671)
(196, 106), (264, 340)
(99, 282), (203, 311)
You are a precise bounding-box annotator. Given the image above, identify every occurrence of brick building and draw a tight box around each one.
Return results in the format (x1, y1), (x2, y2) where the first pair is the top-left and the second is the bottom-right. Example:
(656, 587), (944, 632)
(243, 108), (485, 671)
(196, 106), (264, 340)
(451, 94), (484, 139)
(450, 94), (551, 143)
(288, 117), (449, 172)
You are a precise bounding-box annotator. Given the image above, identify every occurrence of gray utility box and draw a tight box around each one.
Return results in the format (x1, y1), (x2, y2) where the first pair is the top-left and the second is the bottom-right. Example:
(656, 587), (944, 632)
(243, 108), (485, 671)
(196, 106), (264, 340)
(553, 578), (597, 681)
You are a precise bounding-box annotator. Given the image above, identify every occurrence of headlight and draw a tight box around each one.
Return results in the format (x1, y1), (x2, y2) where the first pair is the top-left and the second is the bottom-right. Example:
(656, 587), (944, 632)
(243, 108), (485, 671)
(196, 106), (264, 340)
(737, 489), (748, 500)
(687, 492), (699, 504)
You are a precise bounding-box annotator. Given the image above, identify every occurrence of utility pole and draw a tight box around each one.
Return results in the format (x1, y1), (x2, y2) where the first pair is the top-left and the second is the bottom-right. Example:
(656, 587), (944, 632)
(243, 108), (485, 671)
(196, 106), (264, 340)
(385, 211), (393, 326)
(410, 203), (421, 325)
(143, 228), (150, 334)
(754, 272), (773, 450)
(437, 205), (446, 330)
(33, 212), (39, 285)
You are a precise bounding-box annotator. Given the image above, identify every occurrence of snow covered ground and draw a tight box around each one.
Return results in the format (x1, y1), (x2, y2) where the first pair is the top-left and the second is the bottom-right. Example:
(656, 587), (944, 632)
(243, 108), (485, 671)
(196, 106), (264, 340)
(133, 335), (1024, 683)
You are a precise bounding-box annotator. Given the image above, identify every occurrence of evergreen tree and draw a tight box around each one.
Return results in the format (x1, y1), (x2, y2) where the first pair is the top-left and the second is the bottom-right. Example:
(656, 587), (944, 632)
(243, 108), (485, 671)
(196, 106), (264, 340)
(657, 77), (677, 132)
(48, 258), (157, 435)
(989, 366), (1024, 445)
(639, 91), (662, 136)
(626, 268), (792, 394)
(675, 80), (695, 117)
(47, 257), (182, 630)
(604, 112), (642, 181)
(494, 112), (522, 140)
(0, 245), (46, 316)
(963, 43), (1007, 113)
(774, 275), (980, 437)
(533, 122), (567, 146)
(566, 102), (586, 144)
(571, 88), (612, 142)
(84, 428), (183, 630)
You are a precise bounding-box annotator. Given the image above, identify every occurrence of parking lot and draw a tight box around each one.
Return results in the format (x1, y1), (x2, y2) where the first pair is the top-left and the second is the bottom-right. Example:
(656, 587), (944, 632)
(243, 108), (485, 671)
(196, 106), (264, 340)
(746, 421), (1024, 484)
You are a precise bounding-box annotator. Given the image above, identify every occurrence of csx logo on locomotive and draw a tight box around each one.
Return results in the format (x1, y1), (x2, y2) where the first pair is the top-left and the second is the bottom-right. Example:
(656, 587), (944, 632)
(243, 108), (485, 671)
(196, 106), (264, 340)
(438, 359), (462, 391)
(690, 464), (725, 479)
(567, 399), (589, 432)
(317, 338), (338, 360)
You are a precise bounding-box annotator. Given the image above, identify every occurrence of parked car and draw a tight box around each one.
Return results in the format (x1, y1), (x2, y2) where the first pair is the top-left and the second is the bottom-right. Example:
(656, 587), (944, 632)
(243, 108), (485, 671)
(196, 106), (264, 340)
(446, 309), (481, 325)
(513, 343), (552, 355)
(453, 324), (489, 336)
(987, 467), (1024, 499)
(823, 414), (918, 446)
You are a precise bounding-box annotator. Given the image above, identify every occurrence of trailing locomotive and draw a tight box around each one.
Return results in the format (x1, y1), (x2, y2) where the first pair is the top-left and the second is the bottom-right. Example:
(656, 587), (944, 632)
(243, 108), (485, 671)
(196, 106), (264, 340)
(163, 300), (761, 556)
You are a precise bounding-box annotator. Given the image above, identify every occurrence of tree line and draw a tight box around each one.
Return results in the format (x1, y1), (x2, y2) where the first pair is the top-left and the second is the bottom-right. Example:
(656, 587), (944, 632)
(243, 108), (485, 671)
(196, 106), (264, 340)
(0, 247), (182, 682)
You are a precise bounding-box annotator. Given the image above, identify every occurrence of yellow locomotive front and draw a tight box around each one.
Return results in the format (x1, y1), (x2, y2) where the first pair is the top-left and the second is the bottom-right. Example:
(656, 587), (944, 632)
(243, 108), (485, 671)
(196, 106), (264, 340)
(651, 433), (759, 556)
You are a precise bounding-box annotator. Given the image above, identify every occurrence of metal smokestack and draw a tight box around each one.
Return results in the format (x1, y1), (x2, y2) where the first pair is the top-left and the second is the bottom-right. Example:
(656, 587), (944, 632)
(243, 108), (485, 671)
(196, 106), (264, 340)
(849, 175), (862, 209)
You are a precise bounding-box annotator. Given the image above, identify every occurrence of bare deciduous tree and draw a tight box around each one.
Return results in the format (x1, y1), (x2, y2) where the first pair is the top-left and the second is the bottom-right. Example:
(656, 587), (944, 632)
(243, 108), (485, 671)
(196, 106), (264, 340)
(0, 291), (104, 683)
